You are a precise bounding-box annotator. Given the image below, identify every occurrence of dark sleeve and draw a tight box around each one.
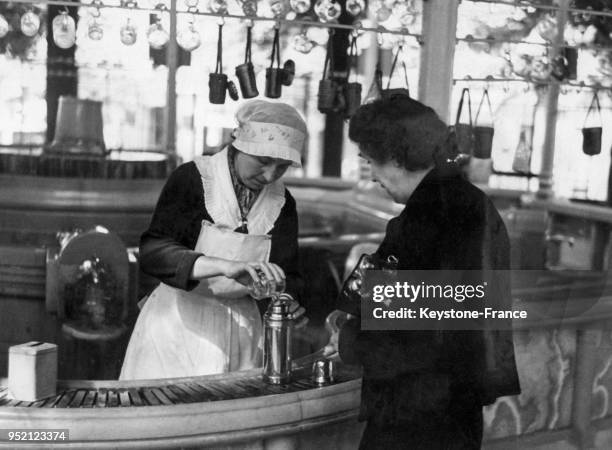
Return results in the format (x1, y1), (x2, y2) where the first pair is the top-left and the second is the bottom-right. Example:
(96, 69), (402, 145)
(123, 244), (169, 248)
(139, 162), (210, 291)
(269, 189), (303, 302)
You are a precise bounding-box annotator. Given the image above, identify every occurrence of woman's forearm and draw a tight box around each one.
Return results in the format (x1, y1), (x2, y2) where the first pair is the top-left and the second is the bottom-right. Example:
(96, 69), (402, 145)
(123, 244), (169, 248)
(189, 255), (230, 280)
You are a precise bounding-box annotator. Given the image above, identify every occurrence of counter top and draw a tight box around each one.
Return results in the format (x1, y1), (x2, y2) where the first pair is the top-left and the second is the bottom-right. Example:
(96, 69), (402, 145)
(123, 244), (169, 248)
(0, 357), (362, 448)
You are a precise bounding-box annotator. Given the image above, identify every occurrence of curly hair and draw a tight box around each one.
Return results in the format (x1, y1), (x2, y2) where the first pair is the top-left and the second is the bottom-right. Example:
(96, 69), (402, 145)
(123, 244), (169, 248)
(348, 95), (455, 171)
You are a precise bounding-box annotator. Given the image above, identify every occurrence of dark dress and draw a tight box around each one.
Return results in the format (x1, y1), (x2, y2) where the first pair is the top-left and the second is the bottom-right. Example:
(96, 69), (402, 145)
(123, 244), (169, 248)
(339, 165), (521, 449)
(139, 161), (302, 306)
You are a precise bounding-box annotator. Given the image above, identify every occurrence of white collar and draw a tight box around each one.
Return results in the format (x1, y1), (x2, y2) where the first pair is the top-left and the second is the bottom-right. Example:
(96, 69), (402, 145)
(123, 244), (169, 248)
(193, 147), (286, 235)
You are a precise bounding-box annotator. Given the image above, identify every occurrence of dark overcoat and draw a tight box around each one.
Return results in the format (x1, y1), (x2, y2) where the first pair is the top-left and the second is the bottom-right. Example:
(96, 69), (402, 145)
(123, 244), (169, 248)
(339, 165), (521, 449)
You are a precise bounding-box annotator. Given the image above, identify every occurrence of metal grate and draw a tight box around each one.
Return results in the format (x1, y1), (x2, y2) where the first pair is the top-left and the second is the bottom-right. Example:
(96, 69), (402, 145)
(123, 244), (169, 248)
(0, 368), (357, 408)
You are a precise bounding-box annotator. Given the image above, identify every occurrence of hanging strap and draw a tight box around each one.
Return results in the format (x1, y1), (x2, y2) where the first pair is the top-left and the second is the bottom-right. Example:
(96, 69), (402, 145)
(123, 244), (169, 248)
(215, 23), (223, 74)
(386, 45), (409, 92)
(347, 34), (358, 82)
(583, 91), (602, 128)
(455, 87), (473, 127)
(375, 62), (383, 90)
(474, 89), (493, 125)
(322, 29), (334, 80)
(244, 26), (252, 64)
(269, 27), (281, 69)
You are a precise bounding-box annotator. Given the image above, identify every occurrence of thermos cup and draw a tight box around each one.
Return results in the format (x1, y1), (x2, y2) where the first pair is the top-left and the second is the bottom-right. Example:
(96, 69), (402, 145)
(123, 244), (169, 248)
(209, 73), (228, 104)
(236, 62), (259, 99)
(265, 68), (283, 99)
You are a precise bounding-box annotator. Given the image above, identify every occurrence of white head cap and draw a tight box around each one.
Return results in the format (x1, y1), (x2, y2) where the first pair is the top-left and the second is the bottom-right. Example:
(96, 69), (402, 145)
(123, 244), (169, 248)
(232, 100), (308, 168)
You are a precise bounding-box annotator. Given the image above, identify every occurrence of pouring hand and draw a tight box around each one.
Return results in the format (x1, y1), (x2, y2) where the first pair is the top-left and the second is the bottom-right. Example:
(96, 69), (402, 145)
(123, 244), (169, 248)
(222, 260), (286, 285)
(323, 331), (339, 357)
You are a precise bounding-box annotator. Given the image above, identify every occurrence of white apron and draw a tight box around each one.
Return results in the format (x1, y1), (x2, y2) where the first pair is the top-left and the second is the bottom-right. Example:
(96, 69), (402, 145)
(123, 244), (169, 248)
(120, 148), (286, 380)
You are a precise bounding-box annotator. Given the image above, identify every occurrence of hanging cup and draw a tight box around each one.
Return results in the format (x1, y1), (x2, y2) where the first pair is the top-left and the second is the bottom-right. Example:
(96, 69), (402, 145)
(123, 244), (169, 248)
(565, 47), (578, 80)
(227, 80), (239, 101)
(382, 46), (410, 101)
(472, 89), (494, 159)
(209, 73), (228, 104)
(582, 128), (602, 156)
(454, 88), (475, 156)
(473, 126), (494, 159)
(318, 79), (337, 114)
(265, 68), (283, 98)
(454, 124), (475, 156)
(265, 27), (283, 99)
(282, 60), (296, 86)
(236, 26), (258, 99)
(582, 92), (602, 156)
(382, 88), (410, 100)
(344, 82), (362, 118)
(236, 62), (259, 98)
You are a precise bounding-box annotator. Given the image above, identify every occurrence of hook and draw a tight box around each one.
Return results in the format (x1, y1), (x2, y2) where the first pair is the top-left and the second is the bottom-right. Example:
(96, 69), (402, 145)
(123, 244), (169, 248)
(91, 0), (102, 17)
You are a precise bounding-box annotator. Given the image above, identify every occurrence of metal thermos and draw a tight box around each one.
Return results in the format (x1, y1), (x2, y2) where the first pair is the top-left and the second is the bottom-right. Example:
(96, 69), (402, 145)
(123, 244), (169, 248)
(263, 295), (293, 384)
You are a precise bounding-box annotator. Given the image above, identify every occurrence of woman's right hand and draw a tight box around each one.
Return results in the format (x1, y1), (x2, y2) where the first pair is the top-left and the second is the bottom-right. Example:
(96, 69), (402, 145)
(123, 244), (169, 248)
(221, 260), (285, 286)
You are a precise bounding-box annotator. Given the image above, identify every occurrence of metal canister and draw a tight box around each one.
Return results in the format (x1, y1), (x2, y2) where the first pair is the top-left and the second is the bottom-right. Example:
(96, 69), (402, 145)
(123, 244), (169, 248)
(262, 295), (293, 384)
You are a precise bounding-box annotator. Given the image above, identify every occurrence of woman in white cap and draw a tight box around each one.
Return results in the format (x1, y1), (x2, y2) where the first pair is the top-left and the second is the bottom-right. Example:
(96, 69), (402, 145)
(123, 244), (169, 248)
(120, 100), (306, 379)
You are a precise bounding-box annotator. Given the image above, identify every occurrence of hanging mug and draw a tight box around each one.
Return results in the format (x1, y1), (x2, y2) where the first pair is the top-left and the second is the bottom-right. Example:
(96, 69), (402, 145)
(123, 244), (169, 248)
(344, 83), (362, 118)
(265, 27), (283, 98)
(209, 73), (228, 104)
(266, 68), (283, 99)
(564, 47), (578, 80)
(318, 80), (337, 113)
(227, 80), (239, 101)
(582, 91), (602, 156)
(52, 11), (76, 49)
(473, 89), (494, 159)
(318, 31), (337, 113)
(343, 35), (362, 119)
(282, 60), (296, 86)
(454, 88), (475, 157)
(209, 23), (231, 104)
(236, 62), (258, 98)
(235, 26), (259, 98)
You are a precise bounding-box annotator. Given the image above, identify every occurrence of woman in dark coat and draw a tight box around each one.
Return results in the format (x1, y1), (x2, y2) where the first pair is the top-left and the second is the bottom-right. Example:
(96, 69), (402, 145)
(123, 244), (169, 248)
(337, 96), (521, 449)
